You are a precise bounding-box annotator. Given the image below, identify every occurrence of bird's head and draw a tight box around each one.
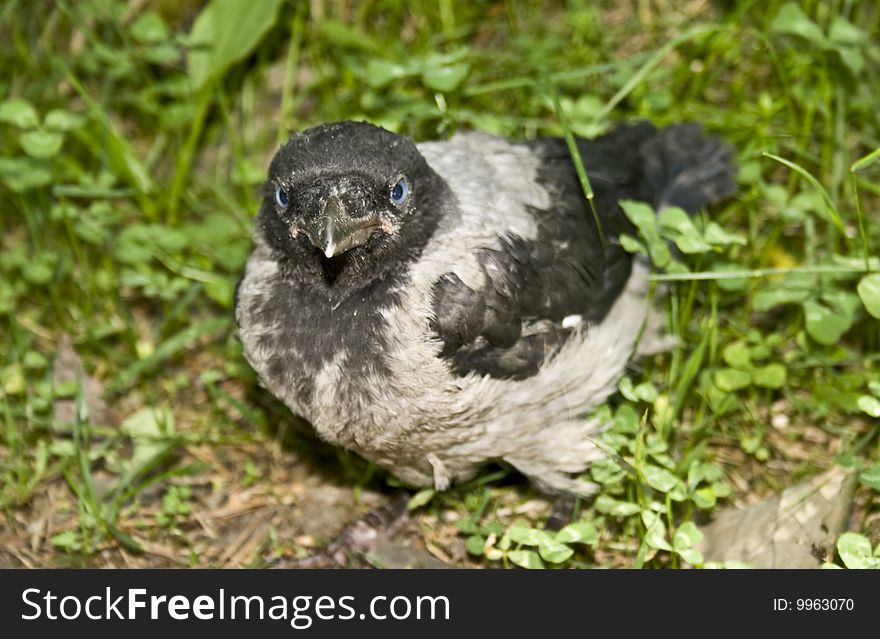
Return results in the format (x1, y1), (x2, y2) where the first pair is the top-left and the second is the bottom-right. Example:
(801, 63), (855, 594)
(258, 121), (445, 289)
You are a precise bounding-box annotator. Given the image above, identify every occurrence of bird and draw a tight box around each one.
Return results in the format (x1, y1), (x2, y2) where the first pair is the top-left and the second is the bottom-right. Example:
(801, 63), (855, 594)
(235, 120), (735, 497)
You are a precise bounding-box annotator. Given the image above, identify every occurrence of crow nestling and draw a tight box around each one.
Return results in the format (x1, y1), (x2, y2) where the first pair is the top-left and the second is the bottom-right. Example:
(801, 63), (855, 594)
(235, 121), (735, 496)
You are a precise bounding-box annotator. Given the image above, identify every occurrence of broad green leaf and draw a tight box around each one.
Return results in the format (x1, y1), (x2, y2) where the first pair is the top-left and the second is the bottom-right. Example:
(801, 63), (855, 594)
(752, 286), (811, 311)
(142, 42), (182, 65)
(837, 532), (880, 569)
(857, 274), (880, 319)
(465, 535), (485, 556)
(711, 481), (731, 498)
(619, 200), (657, 238)
(115, 224), (188, 265)
(0, 98), (39, 128)
(803, 300), (852, 345)
(508, 525), (551, 547)
(770, 2), (827, 45)
(749, 344), (772, 362)
(1, 362), (25, 395)
(669, 480), (689, 503)
(619, 233), (647, 255)
(613, 403), (640, 433)
(456, 518), (479, 535)
(763, 182), (789, 208)
(833, 46), (865, 76)
(407, 488), (435, 510)
(556, 522), (599, 545)
(22, 260), (54, 284)
(687, 460), (722, 488)
(752, 364), (787, 389)
(618, 376), (637, 401)
(722, 340), (751, 369)
(317, 20), (378, 52)
(0, 156), (52, 192)
(822, 290), (862, 322)
(422, 62), (470, 92)
(714, 368), (752, 392)
(673, 521), (703, 550)
(643, 464), (679, 493)
(706, 262), (748, 291)
(131, 11), (169, 44)
(692, 487), (717, 509)
(829, 17), (867, 45)
(204, 278), (234, 308)
(508, 549), (544, 569)
(120, 406), (176, 476)
(538, 538), (574, 564)
(791, 190), (828, 219)
(564, 94), (606, 137)
(858, 395), (880, 418)
(114, 235), (152, 265)
(48, 440), (75, 458)
(859, 461), (880, 490)
(642, 511), (672, 551)
(704, 222), (746, 247)
(595, 495), (641, 517)
(634, 382), (658, 403)
(188, 0), (285, 90)
(23, 350), (48, 371)
(365, 59), (411, 88)
(740, 433), (767, 459)
(736, 161), (761, 185)
(44, 109), (86, 131)
(51, 530), (80, 550)
(659, 207), (711, 254)
(591, 458), (626, 484)
(19, 129), (64, 158)
(648, 236), (672, 268)
(702, 369), (738, 415)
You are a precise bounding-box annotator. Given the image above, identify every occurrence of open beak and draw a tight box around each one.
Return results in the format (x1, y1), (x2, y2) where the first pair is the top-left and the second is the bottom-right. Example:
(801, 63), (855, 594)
(296, 195), (383, 258)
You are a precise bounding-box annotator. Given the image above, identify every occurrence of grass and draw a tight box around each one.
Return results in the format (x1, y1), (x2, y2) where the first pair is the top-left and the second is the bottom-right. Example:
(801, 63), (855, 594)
(1, 0), (879, 568)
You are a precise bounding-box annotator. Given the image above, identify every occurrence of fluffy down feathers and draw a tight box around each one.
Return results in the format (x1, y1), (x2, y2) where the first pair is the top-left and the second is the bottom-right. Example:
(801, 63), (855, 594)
(235, 121), (735, 495)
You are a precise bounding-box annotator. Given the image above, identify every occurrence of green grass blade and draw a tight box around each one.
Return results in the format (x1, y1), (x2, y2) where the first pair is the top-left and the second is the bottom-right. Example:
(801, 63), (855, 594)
(851, 146), (880, 174)
(550, 91), (606, 253)
(763, 152), (848, 240)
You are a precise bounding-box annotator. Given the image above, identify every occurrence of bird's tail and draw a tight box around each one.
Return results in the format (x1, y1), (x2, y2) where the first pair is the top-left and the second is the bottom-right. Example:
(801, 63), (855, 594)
(640, 123), (736, 213)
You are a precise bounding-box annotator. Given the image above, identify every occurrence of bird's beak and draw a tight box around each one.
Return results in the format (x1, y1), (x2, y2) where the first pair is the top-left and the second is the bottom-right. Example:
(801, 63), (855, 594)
(297, 195), (383, 258)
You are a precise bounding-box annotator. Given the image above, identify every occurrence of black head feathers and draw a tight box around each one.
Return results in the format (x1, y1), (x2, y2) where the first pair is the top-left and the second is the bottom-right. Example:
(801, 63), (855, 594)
(258, 121), (448, 294)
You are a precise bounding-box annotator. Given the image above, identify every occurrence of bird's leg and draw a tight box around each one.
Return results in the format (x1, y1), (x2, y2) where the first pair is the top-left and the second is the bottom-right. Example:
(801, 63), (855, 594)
(544, 494), (578, 532)
(271, 492), (411, 569)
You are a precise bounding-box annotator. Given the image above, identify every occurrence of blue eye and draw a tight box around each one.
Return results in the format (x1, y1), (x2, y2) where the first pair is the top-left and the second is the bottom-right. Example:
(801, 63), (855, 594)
(390, 178), (409, 205)
(275, 186), (289, 208)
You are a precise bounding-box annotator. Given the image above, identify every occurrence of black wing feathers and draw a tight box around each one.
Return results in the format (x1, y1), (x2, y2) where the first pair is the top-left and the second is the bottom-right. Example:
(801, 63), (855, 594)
(433, 122), (734, 380)
(640, 123), (736, 212)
